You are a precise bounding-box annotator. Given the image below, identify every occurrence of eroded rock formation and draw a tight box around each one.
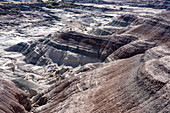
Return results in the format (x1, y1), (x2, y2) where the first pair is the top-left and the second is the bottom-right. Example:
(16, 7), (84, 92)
(0, 79), (31, 113)
(0, 1), (170, 113)
(5, 31), (137, 67)
(29, 10), (170, 113)
(33, 43), (170, 113)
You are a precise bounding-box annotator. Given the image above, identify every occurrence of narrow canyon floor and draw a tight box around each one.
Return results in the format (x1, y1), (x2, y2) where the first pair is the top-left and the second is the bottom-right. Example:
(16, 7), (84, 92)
(0, 1), (170, 113)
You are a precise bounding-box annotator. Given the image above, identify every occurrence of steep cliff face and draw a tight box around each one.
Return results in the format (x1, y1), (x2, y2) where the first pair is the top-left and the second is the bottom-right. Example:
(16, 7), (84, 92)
(5, 31), (137, 67)
(0, 79), (31, 113)
(106, 18), (170, 61)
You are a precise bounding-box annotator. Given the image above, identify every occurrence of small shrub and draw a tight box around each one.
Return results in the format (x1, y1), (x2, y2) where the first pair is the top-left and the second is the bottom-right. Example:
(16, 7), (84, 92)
(11, 8), (20, 11)
(46, 4), (56, 8)
(46, 2), (75, 9)
(37, 0), (43, 2)
(120, 7), (123, 10)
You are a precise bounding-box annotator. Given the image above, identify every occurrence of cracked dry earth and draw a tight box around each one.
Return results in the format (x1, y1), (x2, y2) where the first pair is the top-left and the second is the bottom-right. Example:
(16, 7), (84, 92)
(0, 2), (170, 113)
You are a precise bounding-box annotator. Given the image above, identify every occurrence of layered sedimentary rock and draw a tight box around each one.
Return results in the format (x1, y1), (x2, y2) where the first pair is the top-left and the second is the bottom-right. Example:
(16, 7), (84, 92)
(0, 1), (170, 113)
(106, 14), (170, 61)
(0, 79), (31, 113)
(30, 12), (170, 113)
(5, 31), (137, 67)
(33, 43), (170, 113)
(62, 0), (170, 10)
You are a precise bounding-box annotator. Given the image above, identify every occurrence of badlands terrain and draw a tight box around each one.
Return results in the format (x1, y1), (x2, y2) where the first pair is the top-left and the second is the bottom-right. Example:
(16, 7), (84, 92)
(0, 0), (170, 113)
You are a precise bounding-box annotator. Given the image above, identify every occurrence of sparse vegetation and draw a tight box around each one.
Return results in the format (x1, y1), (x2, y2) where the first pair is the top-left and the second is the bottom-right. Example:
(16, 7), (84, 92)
(120, 7), (123, 10)
(37, 0), (44, 2)
(2, 6), (11, 11)
(11, 8), (20, 11)
(46, 2), (76, 9)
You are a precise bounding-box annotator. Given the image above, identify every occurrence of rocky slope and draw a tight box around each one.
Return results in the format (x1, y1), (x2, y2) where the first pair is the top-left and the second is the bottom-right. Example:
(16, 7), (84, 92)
(29, 11), (170, 112)
(33, 44), (170, 113)
(0, 79), (31, 113)
(63, 0), (170, 9)
(6, 31), (137, 67)
(0, 1), (170, 113)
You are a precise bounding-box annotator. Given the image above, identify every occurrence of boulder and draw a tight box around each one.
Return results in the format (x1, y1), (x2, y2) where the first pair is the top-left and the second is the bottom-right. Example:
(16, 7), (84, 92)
(12, 78), (39, 98)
